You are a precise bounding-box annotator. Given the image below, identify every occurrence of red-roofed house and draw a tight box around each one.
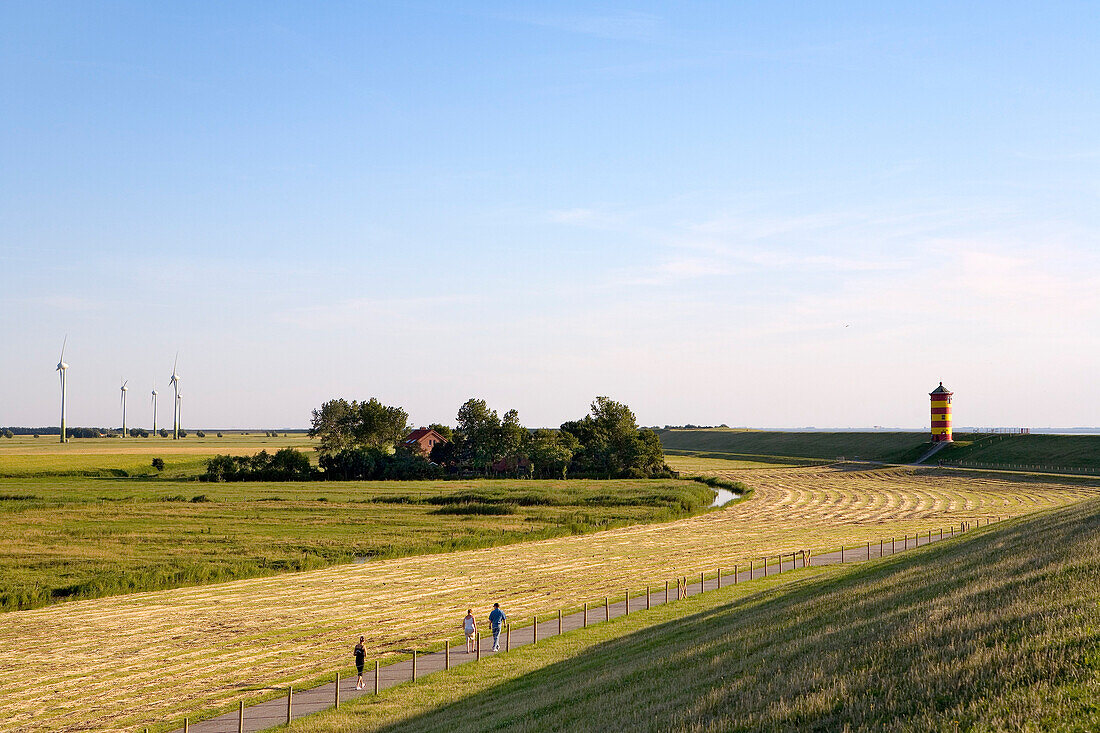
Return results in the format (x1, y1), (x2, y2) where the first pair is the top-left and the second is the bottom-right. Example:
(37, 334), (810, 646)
(403, 428), (448, 458)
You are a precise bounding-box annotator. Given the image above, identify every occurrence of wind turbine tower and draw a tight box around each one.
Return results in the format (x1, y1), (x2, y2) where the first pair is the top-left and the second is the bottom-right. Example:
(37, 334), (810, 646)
(151, 382), (158, 434)
(56, 337), (69, 444)
(120, 380), (129, 437)
(170, 355), (181, 440)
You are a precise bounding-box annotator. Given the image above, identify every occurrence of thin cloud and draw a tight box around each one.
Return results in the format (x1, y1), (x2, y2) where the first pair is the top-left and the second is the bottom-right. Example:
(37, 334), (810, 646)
(512, 11), (663, 42)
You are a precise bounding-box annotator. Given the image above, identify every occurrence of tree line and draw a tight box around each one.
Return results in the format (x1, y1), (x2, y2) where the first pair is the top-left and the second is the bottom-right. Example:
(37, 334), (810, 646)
(305, 395), (670, 481)
(202, 395), (671, 482)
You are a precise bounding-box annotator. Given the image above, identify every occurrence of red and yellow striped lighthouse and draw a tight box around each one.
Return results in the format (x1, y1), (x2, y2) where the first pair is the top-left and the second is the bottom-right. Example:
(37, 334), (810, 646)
(930, 382), (953, 442)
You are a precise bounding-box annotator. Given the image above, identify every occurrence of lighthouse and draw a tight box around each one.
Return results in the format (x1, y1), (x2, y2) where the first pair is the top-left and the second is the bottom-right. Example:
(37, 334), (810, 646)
(930, 382), (953, 442)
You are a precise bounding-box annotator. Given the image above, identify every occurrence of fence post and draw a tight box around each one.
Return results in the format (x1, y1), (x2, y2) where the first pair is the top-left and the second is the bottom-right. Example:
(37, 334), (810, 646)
(605, 596), (609, 621)
(764, 557), (768, 576)
(734, 563), (738, 583)
(506, 623), (511, 651)
(374, 660), (379, 695)
(445, 640), (449, 670)
(476, 632), (481, 659)
(559, 608), (563, 634)
(334, 672), (340, 710)
(412, 649), (416, 681)
(625, 590), (629, 615)
(647, 585), (651, 609)
(583, 602), (588, 627)
(841, 545), (844, 563)
(717, 568), (721, 588)
(750, 559), (754, 577)
(286, 686), (292, 725)
(777, 555), (782, 574)
(665, 580), (669, 603)
(184, 719), (188, 733)
(238, 700), (244, 733)
(700, 570), (705, 589)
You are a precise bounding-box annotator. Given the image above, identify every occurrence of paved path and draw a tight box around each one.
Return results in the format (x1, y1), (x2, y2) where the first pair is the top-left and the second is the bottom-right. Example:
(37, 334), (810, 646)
(166, 522), (977, 733)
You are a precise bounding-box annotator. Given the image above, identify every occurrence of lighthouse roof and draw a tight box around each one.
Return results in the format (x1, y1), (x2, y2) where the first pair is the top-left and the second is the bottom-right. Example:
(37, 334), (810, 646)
(930, 382), (952, 395)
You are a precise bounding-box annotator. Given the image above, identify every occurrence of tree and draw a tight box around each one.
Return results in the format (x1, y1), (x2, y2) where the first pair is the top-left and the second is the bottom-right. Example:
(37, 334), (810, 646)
(158, 429), (169, 438)
(310, 398), (409, 456)
(151, 457), (165, 471)
(456, 398), (502, 473)
(499, 409), (528, 459)
(562, 396), (670, 478)
(527, 429), (576, 479)
(427, 423), (454, 441)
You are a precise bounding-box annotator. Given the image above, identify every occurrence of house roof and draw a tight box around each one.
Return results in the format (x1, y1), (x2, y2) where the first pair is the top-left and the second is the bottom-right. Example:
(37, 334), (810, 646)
(404, 428), (447, 444)
(929, 382), (953, 395)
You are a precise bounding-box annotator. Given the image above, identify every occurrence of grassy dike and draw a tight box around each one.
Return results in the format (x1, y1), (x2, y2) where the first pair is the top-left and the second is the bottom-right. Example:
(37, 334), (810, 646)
(288, 499), (1100, 733)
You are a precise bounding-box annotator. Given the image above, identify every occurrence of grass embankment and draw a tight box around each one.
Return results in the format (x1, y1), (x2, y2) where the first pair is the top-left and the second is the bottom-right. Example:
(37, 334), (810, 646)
(289, 498), (1100, 733)
(659, 429), (930, 463)
(0, 478), (712, 611)
(934, 433), (1100, 472)
(5, 466), (1097, 732)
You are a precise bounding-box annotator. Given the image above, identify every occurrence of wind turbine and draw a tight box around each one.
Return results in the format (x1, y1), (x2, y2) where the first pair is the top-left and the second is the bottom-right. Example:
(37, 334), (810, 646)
(120, 379), (129, 437)
(56, 337), (69, 444)
(151, 381), (158, 435)
(170, 354), (180, 440)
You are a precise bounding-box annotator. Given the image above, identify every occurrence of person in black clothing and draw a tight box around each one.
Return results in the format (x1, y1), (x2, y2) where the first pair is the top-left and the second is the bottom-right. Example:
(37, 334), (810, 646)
(354, 636), (366, 690)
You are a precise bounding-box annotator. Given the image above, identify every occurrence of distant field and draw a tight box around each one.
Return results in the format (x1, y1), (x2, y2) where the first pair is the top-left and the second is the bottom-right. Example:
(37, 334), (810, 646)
(0, 433), (314, 477)
(3, 465), (1097, 731)
(664, 454), (787, 472)
(0, 477), (712, 611)
(289, 496), (1100, 733)
(659, 429), (930, 462)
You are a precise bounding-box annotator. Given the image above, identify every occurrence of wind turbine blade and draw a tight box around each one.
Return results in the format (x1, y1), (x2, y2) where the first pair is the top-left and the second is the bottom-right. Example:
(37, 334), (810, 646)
(60, 335), (67, 362)
(173, 352), (178, 373)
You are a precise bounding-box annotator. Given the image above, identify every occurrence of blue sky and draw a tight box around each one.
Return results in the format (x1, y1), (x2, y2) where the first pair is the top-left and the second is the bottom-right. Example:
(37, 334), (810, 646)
(2, 2), (1098, 429)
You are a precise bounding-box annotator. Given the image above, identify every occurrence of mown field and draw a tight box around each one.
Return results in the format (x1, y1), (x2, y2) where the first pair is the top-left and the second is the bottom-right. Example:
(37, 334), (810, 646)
(3, 465), (1097, 731)
(0, 477), (713, 611)
(288, 496), (1100, 733)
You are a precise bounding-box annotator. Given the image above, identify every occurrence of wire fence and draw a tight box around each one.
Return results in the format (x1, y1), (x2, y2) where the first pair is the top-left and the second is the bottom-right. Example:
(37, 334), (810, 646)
(942, 461), (1099, 476)
(157, 518), (996, 733)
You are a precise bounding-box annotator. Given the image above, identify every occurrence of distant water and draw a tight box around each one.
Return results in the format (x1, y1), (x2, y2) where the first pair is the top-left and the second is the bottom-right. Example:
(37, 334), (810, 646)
(711, 487), (738, 507)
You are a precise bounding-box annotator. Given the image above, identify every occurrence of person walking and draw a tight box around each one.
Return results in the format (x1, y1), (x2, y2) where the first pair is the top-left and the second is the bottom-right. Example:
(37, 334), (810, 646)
(354, 636), (366, 690)
(463, 609), (477, 653)
(488, 602), (507, 652)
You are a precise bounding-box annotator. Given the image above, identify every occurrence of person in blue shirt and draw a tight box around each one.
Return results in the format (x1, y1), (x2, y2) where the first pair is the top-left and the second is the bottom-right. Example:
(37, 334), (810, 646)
(488, 602), (507, 652)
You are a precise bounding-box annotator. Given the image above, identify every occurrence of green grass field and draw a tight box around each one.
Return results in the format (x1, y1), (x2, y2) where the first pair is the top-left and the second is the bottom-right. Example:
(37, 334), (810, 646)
(0, 476), (712, 611)
(0, 433), (314, 477)
(287, 496), (1100, 733)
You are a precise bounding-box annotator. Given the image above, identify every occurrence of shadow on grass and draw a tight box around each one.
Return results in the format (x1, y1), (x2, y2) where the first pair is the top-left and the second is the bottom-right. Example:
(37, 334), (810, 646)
(368, 499), (1100, 733)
